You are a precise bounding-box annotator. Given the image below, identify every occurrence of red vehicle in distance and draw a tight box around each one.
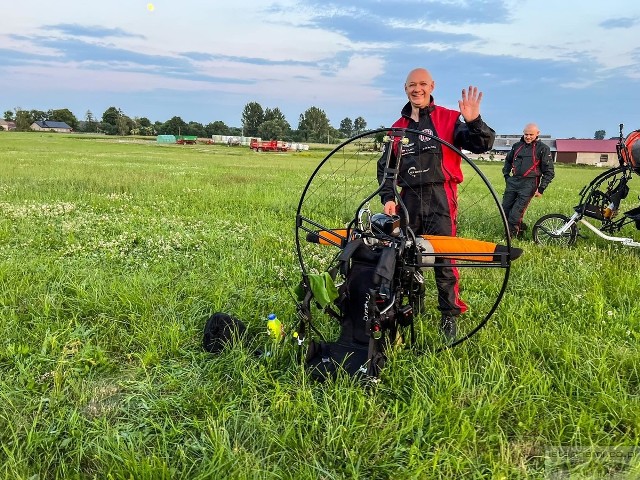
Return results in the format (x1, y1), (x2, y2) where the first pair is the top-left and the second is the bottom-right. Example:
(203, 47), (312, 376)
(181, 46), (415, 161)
(250, 138), (289, 152)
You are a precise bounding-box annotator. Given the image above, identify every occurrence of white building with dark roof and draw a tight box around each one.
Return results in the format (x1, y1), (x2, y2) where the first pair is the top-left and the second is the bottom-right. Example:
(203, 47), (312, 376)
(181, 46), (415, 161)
(31, 120), (72, 133)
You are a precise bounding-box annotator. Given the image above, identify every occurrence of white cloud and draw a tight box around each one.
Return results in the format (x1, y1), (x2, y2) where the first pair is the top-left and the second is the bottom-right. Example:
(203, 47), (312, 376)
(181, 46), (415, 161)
(1, 0), (640, 136)
(424, 1), (640, 74)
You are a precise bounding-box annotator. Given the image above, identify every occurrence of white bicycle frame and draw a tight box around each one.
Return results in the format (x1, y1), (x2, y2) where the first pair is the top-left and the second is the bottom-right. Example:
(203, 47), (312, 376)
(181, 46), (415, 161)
(556, 212), (640, 248)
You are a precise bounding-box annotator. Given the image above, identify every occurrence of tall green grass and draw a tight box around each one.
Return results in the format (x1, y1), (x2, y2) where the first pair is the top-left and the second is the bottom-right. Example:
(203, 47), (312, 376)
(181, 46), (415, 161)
(0, 132), (639, 479)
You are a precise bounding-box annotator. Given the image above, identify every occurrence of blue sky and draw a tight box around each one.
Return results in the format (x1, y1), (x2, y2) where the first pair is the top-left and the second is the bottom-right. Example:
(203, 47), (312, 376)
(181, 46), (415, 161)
(1, 0), (639, 138)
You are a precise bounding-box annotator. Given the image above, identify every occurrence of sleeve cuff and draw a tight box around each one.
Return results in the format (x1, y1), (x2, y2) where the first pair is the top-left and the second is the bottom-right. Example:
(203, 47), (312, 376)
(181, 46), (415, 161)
(466, 115), (482, 129)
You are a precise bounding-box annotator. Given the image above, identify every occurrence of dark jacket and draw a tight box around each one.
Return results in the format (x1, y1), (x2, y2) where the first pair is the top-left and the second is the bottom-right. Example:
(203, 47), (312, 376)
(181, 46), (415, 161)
(377, 100), (495, 204)
(502, 137), (555, 193)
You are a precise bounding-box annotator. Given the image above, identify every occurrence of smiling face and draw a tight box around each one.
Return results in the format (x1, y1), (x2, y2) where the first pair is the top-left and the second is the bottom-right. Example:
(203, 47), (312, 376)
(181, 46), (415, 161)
(404, 68), (435, 110)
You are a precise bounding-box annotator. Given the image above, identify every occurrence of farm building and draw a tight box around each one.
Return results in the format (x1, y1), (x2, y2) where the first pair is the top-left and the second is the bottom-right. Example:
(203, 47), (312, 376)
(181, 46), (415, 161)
(31, 120), (72, 133)
(555, 139), (618, 167)
(0, 120), (16, 131)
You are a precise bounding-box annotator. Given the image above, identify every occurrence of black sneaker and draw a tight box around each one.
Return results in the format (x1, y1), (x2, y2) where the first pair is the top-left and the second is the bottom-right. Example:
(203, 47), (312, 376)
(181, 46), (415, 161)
(440, 315), (457, 343)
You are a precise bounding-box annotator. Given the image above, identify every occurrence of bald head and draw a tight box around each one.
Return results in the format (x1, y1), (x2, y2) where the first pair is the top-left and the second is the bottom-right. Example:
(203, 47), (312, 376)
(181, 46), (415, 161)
(523, 123), (540, 144)
(405, 68), (433, 85)
(404, 68), (435, 110)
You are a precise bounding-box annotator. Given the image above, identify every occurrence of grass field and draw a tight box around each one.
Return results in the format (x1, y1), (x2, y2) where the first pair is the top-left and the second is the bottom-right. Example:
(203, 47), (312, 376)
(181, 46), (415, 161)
(1, 132), (639, 479)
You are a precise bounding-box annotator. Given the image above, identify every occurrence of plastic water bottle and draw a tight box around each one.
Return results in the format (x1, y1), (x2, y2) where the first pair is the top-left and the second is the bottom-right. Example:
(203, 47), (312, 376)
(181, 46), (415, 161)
(266, 313), (284, 340)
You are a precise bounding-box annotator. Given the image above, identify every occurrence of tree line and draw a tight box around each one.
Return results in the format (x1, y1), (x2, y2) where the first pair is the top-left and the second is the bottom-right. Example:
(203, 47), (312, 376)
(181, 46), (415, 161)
(2, 102), (371, 143)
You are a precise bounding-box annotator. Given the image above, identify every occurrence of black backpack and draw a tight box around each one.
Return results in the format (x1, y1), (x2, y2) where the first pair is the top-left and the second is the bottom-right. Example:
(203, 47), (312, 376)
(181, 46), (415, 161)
(304, 238), (417, 381)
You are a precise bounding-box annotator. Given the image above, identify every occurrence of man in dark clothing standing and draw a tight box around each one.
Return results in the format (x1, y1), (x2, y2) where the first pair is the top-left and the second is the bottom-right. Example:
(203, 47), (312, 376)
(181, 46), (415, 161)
(377, 68), (495, 342)
(502, 123), (555, 238)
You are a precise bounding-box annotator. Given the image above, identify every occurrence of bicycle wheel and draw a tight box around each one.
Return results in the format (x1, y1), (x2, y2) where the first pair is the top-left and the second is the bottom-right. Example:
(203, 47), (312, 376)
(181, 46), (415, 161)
(532, 213), (578, 246)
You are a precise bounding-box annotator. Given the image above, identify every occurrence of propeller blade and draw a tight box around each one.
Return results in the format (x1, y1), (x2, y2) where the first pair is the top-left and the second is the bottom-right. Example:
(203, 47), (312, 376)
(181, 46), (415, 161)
(306, 229), (523, 262)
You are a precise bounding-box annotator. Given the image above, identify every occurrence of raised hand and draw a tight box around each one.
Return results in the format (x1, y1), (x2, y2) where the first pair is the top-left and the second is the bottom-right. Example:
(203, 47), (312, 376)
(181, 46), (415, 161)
(458, 86), (483, 123)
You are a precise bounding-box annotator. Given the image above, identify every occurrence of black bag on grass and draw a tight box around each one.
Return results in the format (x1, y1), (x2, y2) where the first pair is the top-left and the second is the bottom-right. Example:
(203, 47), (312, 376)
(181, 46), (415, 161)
(202, 312), (247, 354)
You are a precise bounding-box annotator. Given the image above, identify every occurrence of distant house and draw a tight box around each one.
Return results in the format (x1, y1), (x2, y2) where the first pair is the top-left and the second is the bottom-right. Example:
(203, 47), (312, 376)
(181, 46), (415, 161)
(31, 120), (72, 133)
(555, 139), (618, 167)
(0, 120), (16, 131)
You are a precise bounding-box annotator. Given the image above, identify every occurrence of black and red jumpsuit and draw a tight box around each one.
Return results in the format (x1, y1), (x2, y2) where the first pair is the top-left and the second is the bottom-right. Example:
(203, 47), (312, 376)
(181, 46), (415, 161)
(501, 138), (554, 236)
(377, 100), (495, 316)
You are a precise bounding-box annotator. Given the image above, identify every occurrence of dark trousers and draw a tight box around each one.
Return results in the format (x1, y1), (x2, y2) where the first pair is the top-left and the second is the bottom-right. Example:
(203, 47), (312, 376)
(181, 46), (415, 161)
(502, 176), (538, 235)
(401, 184), (465, 316)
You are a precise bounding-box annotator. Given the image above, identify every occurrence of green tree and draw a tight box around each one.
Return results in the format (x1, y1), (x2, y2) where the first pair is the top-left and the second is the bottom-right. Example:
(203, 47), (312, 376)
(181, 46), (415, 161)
(264, 107), (287, 123)
(339, 117), (353, 138)
(354, 116), (367, 134)
(49, 108), (78, 130)
(115, 114), (134, 136)
(260, 107), (291, 139)
(259, 119), (290, 140)
(298, 106), (330, 143)
(130, 117), (154, 136)
(99, 107), (130, 135)
(29, 109), (48, 122)
(102, 107), (121, 126)
(3, 110), (14, 121)
(14, 109), (33, 131)
(185, 121), (206, 138)
(241, 102), (264, 137)
(137, 117), (152, 128)
(594, 130), (606, 140)
(327, 126), (341, 144)
(159, 116), (188, 136)
(84, 110), (97, 133)
(205, 121), (230, 136)
(138, 117), (154, 136)
(99, 123), (117, 135)
(374, 125), (386, 151)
